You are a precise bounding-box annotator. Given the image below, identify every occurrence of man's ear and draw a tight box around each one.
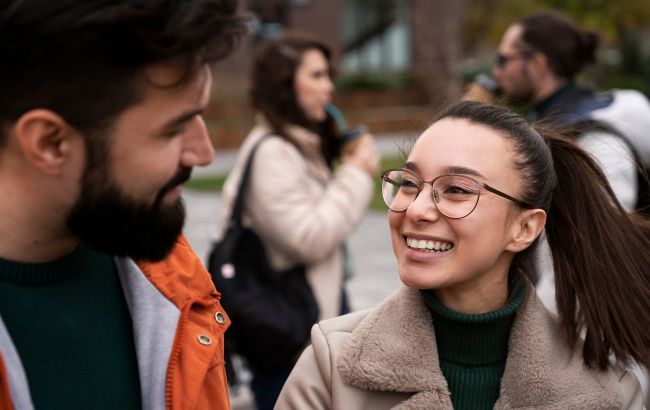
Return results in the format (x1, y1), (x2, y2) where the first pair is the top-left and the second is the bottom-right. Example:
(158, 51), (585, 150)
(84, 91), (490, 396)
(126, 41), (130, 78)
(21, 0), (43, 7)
(505, 208), (546, 253)
(528, 51), (551, 77)
(14, 109), (80, 176)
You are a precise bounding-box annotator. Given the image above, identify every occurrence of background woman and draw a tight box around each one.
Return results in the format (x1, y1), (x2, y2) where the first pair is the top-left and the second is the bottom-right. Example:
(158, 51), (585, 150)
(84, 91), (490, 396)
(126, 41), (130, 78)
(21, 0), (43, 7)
(218, 32), (379, 409)
(276, 101), (650, 409)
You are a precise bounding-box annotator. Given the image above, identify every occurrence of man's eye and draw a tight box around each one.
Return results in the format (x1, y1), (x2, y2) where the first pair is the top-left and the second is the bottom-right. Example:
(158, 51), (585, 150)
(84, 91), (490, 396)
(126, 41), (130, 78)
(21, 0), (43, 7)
(165, 124), (188, 137)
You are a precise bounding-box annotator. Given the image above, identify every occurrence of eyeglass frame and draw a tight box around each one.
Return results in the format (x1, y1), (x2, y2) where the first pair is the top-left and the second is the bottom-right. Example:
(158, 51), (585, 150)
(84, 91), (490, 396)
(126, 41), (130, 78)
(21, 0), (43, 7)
(494, 51), (530, 69)
(380, 168), (534, 219)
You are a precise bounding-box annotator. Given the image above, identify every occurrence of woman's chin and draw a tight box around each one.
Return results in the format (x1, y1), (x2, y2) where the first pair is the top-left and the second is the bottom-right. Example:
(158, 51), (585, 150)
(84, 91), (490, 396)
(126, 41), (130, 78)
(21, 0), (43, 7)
(399, 266), (443, 290)
(307, 109), (326, 122)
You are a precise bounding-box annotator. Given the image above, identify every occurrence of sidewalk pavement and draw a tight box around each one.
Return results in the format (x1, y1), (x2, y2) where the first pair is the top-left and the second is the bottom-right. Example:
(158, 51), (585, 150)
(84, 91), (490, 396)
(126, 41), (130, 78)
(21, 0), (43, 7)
(182, 132), (413, 409)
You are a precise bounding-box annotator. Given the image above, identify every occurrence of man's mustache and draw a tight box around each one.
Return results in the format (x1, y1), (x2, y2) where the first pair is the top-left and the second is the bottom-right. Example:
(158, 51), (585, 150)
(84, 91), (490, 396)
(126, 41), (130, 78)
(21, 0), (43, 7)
(157, 167), (193, 200)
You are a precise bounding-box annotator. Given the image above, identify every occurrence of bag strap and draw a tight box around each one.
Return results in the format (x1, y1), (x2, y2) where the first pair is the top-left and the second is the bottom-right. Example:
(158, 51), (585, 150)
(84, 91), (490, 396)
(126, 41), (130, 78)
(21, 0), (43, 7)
(568, 93), (614, 119)
(229, 136), (269, 226)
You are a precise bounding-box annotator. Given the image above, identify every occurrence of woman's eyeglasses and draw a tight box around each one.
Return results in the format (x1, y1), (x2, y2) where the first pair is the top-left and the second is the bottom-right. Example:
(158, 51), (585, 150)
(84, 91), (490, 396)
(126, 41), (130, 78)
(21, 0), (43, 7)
(380, 168), (533, 219)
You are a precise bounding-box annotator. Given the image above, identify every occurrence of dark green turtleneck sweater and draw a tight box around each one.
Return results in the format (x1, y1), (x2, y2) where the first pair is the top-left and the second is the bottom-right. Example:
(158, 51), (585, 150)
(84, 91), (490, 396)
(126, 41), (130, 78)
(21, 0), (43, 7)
(0, 244), (141, 409)
(421, 277), (526, 410)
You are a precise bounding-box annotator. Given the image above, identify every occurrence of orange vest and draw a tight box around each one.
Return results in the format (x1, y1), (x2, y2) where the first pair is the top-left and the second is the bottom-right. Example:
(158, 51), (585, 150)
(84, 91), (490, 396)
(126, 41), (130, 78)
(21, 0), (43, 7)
(0, 236), (231, 410)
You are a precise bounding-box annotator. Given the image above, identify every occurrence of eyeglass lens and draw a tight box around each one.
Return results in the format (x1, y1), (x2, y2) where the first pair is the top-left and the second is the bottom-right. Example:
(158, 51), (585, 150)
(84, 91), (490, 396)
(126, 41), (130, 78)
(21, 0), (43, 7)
(495, 53), (507, 67)
(381, 169), (481, 218)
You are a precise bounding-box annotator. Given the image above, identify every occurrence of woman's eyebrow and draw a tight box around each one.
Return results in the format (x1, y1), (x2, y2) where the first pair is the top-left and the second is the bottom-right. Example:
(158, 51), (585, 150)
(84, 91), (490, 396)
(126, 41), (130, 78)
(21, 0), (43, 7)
(403, 161), (419, 172)
(405, 162), (486, 179)
(441, 165), (485, 178)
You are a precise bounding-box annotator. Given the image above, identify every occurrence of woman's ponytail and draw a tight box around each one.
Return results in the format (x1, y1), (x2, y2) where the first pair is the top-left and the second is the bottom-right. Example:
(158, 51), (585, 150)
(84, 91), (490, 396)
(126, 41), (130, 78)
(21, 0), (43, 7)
(544, 131), (650, 370)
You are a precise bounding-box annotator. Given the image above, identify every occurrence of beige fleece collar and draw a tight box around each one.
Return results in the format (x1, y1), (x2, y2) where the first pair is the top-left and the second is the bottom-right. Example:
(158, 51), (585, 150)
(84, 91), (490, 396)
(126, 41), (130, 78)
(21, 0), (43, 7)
(338, 286), (622, 409)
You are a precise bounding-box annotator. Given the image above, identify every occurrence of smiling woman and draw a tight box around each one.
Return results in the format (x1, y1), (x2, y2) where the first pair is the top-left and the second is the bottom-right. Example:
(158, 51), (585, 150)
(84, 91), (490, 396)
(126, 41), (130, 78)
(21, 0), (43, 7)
(276, 101), (650, 410)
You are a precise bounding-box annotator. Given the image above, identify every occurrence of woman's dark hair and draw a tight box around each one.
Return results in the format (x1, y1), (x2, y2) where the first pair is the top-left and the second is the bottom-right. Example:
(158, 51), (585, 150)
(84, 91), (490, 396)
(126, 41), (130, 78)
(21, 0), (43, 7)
(0, 0), (246, 144)
(437, 101), (650, 371)
(250, 31), (342, 165)
(516, 11), (599, 80)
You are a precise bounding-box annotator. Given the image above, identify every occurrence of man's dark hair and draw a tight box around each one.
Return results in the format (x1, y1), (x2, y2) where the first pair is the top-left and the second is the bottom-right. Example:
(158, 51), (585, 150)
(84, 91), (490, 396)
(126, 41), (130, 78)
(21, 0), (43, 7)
(0, 0), (246, 143)
(517, 11), (599, 80)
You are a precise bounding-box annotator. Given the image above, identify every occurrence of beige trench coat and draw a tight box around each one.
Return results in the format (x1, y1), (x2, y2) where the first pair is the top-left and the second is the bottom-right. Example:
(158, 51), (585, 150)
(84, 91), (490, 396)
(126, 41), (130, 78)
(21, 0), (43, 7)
(218, 121), (373, 320)
(276, 286), (643, 409)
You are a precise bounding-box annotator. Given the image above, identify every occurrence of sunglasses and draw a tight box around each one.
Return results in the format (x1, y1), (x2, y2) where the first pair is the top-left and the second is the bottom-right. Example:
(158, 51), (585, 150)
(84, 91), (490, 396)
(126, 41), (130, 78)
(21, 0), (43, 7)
(494, 52), (529, 68)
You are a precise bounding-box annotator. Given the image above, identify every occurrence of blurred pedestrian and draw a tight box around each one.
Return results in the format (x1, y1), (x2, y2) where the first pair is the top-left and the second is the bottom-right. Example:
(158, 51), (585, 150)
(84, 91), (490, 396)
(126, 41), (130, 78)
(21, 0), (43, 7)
(478, 11), (645, 213)
(0, 1), (244, 409)
(217, 32), (379, 409)
(276, 101), (649, 409)
(506, 12), (647, 206)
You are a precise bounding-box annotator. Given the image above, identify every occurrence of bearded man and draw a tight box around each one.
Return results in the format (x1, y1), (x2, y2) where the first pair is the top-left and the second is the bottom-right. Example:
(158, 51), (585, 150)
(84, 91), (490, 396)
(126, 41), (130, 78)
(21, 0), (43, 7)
(0, 1), (245, 408)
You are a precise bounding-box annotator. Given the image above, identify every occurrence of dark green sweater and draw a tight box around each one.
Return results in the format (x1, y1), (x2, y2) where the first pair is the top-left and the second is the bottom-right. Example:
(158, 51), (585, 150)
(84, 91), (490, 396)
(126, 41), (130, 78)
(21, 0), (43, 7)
(421, 278), (526, 409)
(0, 244), (141, 409)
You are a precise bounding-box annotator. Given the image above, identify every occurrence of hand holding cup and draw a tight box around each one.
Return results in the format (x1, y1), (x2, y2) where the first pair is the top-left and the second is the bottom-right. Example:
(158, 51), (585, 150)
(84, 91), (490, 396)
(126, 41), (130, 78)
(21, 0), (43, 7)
(341, 131), (379, 176)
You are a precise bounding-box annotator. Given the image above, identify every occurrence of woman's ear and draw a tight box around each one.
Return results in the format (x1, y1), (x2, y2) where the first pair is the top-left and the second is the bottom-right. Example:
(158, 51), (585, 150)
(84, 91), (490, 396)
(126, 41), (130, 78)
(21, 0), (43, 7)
(505, 208), (547, 253)
(14, 109), (79, 176)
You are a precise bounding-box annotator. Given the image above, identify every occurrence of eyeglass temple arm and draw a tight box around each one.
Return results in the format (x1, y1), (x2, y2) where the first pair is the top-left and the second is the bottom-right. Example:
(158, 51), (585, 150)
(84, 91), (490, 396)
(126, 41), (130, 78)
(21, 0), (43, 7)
(482, 184), (533, 209)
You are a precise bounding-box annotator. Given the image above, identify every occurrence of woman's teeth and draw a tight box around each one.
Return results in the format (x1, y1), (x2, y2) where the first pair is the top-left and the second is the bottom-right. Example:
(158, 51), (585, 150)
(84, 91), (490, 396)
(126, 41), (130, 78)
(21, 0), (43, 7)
(406, 237), (453, 251)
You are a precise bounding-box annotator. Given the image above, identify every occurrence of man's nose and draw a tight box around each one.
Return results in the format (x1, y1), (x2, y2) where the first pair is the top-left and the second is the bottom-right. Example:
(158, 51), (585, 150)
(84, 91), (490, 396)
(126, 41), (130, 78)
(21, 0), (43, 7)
(492, 65), (500, 78)
(181, 116), (214, 167)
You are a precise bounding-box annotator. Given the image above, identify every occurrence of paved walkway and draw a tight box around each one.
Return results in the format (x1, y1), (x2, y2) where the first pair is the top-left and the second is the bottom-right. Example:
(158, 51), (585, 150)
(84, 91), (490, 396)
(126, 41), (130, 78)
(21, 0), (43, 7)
(182, 132), (413, 409)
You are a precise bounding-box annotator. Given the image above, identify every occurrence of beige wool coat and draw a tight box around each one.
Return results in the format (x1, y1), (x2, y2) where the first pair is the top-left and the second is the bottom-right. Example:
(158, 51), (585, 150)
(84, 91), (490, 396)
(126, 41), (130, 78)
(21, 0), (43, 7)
(275, 286), (643, 409)
(218, 120), (373, 320)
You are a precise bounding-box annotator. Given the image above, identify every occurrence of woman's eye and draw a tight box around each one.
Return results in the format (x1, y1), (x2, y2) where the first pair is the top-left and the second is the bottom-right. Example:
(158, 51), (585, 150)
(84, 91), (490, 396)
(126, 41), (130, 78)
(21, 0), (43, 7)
(444, 185), (475, 195)
(400, 179), (418, 188)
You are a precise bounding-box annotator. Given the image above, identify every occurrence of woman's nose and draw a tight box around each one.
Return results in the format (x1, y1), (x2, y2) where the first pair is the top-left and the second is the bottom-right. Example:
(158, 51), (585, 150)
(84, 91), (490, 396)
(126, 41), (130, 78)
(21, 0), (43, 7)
(405, 184), (441, 222)
(324, 77), (334, 95)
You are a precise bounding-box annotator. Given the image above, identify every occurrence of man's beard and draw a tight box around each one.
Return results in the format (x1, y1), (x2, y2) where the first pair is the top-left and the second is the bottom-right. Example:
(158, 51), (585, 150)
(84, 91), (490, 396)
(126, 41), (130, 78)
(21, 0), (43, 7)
(504, 65), (536, 104)
(66, 163), (193, 262)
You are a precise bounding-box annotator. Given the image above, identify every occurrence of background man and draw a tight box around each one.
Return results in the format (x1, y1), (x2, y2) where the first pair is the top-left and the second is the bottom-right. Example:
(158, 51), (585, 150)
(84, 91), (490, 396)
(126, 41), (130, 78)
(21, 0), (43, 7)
(491, 10), (640, 211)
(0, 1), (244, 408)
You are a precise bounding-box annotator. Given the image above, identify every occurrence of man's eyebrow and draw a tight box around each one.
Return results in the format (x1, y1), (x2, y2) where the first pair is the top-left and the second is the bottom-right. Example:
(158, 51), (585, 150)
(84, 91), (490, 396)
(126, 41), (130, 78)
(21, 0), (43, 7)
(163, 107), (204, 129)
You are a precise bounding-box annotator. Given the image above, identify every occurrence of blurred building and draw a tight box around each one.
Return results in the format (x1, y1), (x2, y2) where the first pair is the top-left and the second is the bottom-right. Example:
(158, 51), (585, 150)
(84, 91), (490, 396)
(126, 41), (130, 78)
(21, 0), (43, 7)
(210, 0), (464, 148)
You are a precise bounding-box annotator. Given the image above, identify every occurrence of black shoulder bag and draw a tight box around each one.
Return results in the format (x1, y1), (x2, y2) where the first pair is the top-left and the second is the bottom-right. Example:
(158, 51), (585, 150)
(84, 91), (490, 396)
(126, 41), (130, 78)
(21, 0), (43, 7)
(207, 138), (319, 373)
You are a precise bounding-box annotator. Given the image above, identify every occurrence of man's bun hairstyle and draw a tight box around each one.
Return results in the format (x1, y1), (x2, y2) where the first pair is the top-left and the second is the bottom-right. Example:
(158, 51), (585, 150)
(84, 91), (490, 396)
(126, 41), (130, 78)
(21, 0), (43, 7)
(517, 11), (600, 80)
